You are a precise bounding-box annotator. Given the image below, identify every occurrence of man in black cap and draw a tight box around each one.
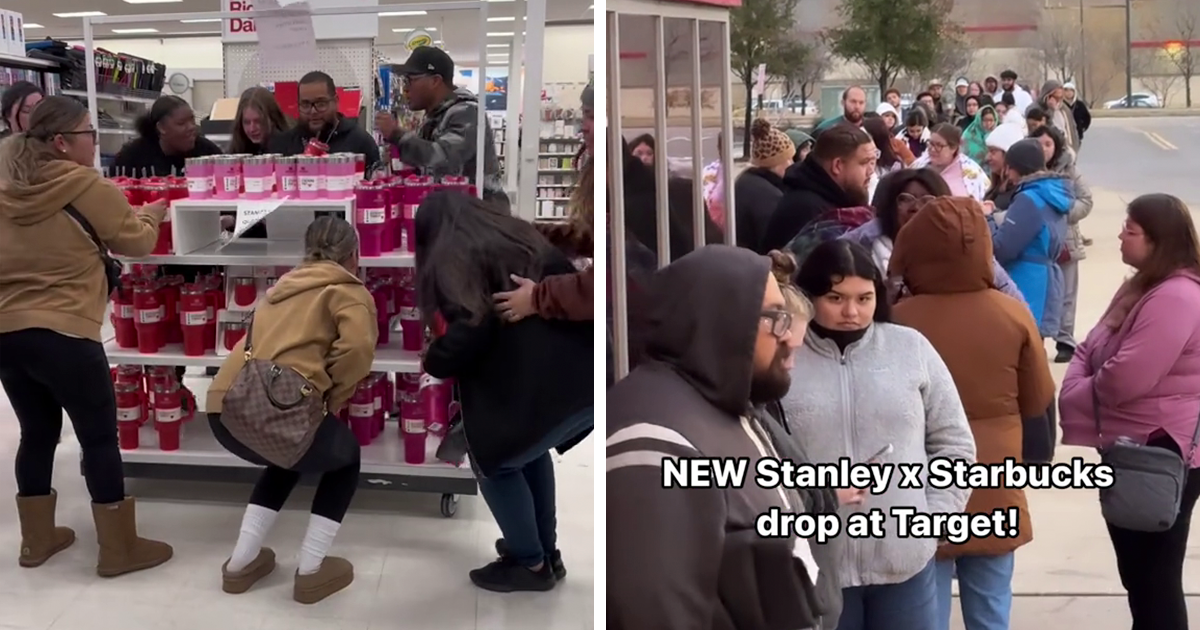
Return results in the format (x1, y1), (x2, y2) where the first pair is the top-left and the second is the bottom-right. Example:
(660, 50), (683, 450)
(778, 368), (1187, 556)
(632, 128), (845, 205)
(375, 46), (504, 203)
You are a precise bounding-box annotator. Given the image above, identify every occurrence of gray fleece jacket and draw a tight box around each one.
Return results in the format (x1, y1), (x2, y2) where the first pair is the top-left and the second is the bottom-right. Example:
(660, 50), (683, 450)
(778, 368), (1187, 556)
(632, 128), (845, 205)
(782, 323), (976, 588)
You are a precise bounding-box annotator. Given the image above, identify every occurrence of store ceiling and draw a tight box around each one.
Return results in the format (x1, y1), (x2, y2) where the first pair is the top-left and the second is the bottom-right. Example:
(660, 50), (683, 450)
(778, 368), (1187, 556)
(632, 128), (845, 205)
(14, 0), (593, 62)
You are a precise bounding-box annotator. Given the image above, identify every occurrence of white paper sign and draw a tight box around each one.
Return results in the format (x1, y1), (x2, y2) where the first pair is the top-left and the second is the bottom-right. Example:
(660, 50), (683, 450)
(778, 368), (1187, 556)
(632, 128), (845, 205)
(220, 199), (285, 248)
(255, 0), (317, 74)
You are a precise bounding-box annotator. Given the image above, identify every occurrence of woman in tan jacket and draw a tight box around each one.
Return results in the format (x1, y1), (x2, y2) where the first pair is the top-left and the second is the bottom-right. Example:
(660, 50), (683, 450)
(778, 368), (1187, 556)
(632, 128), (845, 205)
(207, 216), (376, 604)
(889, 197), (1056, 630)
(0, 96), (171, 577)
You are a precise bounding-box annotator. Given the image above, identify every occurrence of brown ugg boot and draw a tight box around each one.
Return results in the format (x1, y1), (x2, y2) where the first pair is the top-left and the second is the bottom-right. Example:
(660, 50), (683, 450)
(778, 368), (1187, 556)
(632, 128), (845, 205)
(16, 491), (75, 568)
(222, 547), (276, 594)
(91, 497), (173, 577)
(293, 556), (354, 604)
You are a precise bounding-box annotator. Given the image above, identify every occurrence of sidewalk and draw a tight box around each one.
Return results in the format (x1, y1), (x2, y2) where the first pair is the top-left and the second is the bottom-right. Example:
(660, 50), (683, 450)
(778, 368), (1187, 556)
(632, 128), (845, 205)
(949, 187), (1200, 627)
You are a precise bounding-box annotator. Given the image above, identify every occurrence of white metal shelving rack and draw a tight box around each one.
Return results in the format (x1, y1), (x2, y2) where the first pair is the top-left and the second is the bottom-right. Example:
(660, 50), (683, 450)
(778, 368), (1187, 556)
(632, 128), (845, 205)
(72, 0), (553, 515)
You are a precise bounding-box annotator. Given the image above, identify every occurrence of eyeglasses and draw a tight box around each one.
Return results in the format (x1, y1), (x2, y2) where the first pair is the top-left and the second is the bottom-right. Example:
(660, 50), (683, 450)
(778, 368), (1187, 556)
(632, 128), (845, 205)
(401, 74), (432, 86)
(298, 98), (334, 113)
(927, 140), (950, 151)
(761, 309), (793, 339)
(897, 192), (936, 209)
(58, 129), (98, 143)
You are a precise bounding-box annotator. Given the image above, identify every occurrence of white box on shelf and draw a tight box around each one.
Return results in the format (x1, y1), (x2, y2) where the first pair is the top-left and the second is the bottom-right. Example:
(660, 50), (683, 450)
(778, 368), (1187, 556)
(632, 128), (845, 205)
(0, 11), (13, 56)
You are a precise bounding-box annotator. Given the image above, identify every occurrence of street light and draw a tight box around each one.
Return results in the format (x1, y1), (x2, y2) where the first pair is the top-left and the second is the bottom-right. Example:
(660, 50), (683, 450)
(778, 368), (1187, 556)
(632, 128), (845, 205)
(1124, 0), (1133, 104)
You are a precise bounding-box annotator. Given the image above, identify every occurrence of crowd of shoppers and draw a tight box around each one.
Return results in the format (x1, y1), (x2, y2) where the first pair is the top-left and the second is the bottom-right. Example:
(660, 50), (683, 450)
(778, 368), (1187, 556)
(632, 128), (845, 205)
(0, 57), (594, 608)
(610, 62), (1200, 630)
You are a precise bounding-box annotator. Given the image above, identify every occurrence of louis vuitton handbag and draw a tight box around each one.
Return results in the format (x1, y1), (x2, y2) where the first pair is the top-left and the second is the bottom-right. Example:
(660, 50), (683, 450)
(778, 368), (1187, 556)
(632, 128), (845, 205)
(217, 317), (326, 468)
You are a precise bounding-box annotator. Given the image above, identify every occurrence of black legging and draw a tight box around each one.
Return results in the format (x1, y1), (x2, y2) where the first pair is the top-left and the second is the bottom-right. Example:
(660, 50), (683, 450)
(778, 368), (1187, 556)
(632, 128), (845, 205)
(0, 329), (125, 504)
(209, 413), (360, 522)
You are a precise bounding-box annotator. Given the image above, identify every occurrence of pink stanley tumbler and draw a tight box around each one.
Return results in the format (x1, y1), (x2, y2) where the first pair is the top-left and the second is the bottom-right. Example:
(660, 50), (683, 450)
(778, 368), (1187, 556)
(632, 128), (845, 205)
(348, 381), (374, 446)
(355, 180), (387, 257)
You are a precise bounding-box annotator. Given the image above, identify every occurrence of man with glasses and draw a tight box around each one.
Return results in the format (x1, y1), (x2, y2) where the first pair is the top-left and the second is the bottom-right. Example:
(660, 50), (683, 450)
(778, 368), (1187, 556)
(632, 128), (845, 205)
(374, 47), (504, 206)
(268, 71), (382, 171)
(608, 245), (839, 630)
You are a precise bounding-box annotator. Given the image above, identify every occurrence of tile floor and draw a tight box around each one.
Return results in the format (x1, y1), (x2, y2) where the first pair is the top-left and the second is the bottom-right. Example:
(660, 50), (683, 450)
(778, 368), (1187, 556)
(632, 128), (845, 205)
(0, 372), (595, 630)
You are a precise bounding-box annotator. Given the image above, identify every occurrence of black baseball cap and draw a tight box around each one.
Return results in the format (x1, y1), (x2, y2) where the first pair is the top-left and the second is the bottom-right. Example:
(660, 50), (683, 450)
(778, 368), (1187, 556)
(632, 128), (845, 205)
(397, 46), (454, 83)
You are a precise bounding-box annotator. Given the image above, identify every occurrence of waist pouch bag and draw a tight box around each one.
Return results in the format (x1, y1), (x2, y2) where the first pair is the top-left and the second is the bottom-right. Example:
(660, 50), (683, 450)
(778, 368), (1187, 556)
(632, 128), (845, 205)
(217, 315), (326, 468)
(1093, 384), (1200, 532)
(435, 402), (469, 467)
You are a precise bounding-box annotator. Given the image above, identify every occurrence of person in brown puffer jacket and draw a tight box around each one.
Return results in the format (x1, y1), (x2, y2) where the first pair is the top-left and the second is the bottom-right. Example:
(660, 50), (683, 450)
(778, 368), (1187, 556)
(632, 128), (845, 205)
(889, 196), (1056, 630)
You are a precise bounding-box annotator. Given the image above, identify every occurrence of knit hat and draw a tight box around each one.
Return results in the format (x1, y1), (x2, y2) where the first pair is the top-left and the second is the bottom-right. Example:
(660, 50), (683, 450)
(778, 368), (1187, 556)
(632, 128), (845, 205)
(750, 119), (795, 168)
(985, 122), (1025, 152)
(1005, 138), (1046, 176)
(875, 102), (899, 119)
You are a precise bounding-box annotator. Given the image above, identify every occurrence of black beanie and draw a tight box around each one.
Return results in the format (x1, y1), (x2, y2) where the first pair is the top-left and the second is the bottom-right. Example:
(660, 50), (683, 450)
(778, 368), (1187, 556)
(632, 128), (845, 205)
(1005, 138), (1046, 176)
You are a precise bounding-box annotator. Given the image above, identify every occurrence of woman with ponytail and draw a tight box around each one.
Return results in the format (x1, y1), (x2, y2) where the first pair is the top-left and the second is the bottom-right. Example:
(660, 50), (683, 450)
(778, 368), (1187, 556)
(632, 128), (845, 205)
(112, 95), (223, 177)
(736, 118), (795, 251)
(0, 95), (173, 577)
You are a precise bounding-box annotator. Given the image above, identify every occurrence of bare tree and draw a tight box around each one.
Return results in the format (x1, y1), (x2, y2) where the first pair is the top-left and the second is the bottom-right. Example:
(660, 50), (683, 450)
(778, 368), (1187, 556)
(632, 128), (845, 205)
(1140, 73), (1181, 106)
(1150, 0), (1198, 106)
(1036, 10), (1082, 83)
(918, 27), (974, 86)
(794, 41), (831, 115)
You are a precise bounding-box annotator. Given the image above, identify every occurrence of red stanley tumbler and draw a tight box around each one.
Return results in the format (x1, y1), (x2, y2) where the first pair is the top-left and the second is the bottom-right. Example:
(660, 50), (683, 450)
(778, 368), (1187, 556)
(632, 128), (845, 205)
(348, 382), (375, 446)
(179, 283), (208, 356)
(115, 380), (143, 450)
(133, 283), (164, 354)
(110, 285), (138, 349)
(152, 379), (193, 451)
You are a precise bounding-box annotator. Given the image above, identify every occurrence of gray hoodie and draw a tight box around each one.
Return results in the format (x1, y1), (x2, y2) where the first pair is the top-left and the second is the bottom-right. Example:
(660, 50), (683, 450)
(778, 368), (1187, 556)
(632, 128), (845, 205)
(782, 322), (976, 588)
(390, 87), (504, 199)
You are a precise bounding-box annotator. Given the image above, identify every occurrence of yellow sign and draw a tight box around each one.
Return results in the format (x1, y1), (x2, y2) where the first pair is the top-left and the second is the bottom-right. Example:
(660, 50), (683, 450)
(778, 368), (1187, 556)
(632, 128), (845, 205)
(406, 30), (433, 51)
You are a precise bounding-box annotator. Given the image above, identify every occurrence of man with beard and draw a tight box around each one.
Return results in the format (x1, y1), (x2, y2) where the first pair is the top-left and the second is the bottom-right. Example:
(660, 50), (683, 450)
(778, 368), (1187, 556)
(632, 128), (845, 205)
(813, 86), (867, 136)
(268, 71), (381, 170)
(608, 245), (843, 630)
(760, 124), (875, 253)
(993, 69), (1034, 117)
(928, 81), (950, 124)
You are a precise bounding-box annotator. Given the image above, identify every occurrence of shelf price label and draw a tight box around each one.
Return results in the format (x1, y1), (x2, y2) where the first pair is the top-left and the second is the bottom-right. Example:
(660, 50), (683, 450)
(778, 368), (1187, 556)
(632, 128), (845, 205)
(220, 199), (285, 249)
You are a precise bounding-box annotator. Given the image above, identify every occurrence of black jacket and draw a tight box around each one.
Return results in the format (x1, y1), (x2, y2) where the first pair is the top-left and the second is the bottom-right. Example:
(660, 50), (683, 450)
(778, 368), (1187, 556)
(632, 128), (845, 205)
(607, 245), (829, 630)
(1068, 99), (1092, 140)
(112, 136), (224, 177)
(267, 115), (382, 174)
(761, 156), (857, 253)
(386, 87), (503, 199)
(423, 251), (592, 477)
(734, 167), (786, 253)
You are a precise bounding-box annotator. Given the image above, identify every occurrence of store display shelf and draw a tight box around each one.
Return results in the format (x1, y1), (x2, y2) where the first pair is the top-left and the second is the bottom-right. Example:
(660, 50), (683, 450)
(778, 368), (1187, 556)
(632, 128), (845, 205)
(537, 197), (569, 202)
(542, 153), (577, 157)
(171, 197), (354, 210)
(540, 168), (574, 173)
(62, 89), (157, 105)
(116, 240), (415, 268)
(119, 417), (478, 504)
(106, 338), (421, 373)
(0, 52), (58, 69)
(99, 128), (138, 136)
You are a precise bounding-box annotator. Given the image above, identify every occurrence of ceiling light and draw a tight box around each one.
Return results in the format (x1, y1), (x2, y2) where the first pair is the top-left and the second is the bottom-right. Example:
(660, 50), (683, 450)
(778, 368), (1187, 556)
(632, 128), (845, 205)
(487, 0), (516, 3)
(52, 11), (107, 17)
(488, 32), (514, 36)
(123, 0), (183, 4)
(181, 18), (221, 23)
(112, 28), (159, 33)
(486, 43), (507, 47)
(487, 16), (515, 22)
(23, 23), (43, 29)
(391, 27), (437, 32)
(379, 10), (427, 17)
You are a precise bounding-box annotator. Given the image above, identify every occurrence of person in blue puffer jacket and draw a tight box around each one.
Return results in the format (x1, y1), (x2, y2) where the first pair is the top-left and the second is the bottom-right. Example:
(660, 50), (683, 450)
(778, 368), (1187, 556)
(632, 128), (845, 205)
(985, 138), (1073, 337)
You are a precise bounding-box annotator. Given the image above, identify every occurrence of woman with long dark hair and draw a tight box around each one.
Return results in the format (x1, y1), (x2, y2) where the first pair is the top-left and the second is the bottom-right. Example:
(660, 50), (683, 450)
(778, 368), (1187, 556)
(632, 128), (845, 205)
(113, 95), (223, 177)
(0, 96), (172, 576)
(0, 81), (44, 139)
(229, 86), (290, 155)
(415, 192), (592, 593)
(1060, 194), (1200, 630)
(782, 239), (975, 630)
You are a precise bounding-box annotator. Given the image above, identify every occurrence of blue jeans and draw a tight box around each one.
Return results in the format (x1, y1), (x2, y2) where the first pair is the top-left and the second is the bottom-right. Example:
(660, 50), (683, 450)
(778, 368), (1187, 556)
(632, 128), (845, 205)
(475, 407), (593, 567)
(838, 560), (938, 630)
(934, 553), (1014, 630)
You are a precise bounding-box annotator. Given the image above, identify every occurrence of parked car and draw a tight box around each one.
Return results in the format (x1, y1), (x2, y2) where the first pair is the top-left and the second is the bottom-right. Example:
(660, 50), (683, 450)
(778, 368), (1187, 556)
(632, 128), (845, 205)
(1105, 92), (1161, 109)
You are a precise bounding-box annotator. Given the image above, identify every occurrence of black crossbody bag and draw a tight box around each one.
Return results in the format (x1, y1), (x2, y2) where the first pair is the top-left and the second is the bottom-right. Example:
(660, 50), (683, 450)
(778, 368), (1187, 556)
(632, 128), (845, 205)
(64, 204), (123, 297)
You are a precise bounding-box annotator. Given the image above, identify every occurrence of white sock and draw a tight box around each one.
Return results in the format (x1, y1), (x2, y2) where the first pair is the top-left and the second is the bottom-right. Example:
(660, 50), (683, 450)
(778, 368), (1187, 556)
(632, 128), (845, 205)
(298, 514), (341, 576)
(227, 504), (279, 572)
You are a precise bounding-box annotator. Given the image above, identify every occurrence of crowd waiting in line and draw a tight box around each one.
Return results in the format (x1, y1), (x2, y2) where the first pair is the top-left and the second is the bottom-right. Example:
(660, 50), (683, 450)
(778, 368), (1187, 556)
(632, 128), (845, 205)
(0, 48), (595, 605)
(608, 68), (1200, 630)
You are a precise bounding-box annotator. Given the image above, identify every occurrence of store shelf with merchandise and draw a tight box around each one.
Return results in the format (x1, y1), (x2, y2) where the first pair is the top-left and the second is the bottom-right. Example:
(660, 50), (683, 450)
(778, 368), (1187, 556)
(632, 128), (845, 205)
(108, 190), (473, 515)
